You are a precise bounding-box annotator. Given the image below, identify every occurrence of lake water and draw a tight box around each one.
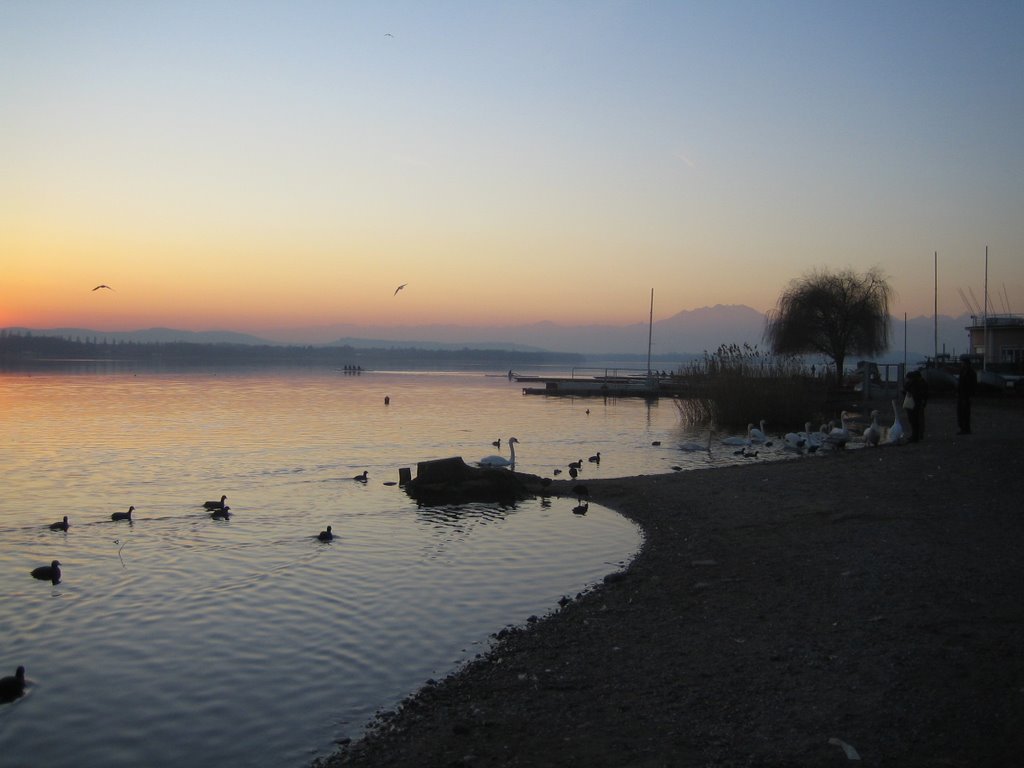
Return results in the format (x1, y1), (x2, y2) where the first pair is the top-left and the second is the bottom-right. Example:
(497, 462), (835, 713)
(0, 368), (767, 767)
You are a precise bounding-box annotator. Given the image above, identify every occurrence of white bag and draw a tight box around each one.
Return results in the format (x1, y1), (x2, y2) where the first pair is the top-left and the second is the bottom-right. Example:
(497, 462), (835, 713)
(902, 393), (915, 409)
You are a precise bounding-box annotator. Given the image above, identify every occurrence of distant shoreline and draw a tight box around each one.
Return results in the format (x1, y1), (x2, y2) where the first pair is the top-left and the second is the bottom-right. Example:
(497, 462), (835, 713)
(0, 333), (588, 371)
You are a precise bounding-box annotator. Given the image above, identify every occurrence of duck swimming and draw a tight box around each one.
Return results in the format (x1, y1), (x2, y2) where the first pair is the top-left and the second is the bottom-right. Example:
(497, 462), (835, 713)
(318, 525), (334, 541)
(49, 515), (69, 531)
(203, 495), (228, 510)
(31, 560), (61, 583)
(0, 666), (26, 703)
(111, 506), (134, 522)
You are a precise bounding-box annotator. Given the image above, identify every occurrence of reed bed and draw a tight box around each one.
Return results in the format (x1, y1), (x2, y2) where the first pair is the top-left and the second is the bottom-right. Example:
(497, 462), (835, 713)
(674, 343), (829, 432)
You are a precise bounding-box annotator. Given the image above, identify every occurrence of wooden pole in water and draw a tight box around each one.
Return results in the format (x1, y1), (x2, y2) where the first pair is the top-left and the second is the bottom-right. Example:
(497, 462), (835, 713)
(646, 288), (654, 377)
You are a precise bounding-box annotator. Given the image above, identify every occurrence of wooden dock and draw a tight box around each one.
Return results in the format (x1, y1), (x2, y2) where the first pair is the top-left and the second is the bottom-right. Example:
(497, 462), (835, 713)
(517, 372), (686, 398)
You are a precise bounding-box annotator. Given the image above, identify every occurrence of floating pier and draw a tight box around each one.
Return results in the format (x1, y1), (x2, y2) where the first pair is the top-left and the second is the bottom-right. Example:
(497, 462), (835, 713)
(516, 368), (683, 398)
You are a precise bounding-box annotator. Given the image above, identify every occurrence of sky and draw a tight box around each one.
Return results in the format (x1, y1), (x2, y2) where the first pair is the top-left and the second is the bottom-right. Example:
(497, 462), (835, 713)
(3, 1), (1023, 337)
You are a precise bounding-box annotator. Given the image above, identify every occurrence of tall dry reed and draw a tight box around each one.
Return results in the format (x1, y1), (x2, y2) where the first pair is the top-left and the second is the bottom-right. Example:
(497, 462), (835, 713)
(674, 343), (829, 432)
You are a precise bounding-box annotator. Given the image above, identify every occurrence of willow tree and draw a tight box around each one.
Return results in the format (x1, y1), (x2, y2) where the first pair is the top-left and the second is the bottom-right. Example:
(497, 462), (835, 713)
(764, 267), (893, 381)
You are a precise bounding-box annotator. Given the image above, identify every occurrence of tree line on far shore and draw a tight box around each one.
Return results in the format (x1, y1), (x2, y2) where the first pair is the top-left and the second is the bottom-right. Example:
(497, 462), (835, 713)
(0, 332), (584, 370)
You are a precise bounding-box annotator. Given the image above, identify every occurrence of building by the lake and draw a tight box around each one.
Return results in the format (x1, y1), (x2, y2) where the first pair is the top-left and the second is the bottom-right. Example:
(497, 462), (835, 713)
(967, 314), (1024, 369)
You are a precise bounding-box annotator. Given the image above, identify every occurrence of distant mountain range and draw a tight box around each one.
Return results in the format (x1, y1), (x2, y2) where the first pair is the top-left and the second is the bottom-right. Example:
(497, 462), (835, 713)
(4, 304), (977, 361)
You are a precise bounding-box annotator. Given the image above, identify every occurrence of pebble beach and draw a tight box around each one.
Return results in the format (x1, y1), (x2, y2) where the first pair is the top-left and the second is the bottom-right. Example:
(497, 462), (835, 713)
(317, 397), (1024, 767)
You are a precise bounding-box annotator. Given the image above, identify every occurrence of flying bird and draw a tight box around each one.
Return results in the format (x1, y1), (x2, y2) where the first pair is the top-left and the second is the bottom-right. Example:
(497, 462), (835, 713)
(384, 32), (394, 37)
(393, 283), (407, 296)
(92, 284), (114, 291)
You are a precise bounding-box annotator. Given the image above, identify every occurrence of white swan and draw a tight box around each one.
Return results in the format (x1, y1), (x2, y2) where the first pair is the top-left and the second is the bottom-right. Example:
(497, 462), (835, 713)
(863, 410), (881, 446)
(783, 429), (806, 451)
(826, 412), (851, 448)
(721, 424), (753, 446)
(886, 400), (904, 444)
(804, 423), (828, 450)
(480, 437), (519, 467)
(749, 419), (768, 443)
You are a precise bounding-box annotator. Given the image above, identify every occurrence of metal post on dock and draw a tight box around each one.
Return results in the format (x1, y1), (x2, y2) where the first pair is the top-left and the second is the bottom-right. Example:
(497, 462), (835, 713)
(646, 287), (654, 379)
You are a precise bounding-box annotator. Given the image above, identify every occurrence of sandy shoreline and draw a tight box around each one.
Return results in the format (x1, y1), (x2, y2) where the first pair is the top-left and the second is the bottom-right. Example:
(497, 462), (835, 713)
(316, 398), (1024, 767)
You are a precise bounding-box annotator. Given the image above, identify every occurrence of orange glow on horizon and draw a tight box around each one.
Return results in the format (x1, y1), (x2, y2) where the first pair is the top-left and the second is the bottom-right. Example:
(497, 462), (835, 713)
(3, 3), (1021, 338)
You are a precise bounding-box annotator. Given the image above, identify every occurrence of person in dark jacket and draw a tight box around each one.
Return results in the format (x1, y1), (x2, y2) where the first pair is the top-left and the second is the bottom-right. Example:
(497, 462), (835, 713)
(903, 370), (929, 443)
(957, 357), (978, 435)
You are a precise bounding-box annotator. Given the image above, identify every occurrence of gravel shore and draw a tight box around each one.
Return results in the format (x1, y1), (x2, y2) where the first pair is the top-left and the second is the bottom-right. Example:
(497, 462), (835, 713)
(316, 398), (1024, 767)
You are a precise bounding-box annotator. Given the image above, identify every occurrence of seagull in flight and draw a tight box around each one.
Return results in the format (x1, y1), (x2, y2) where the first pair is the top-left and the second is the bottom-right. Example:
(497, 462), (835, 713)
(393, 283), (407, 296)
(384, 33), (394, 37)
(92, 284), (115, 291)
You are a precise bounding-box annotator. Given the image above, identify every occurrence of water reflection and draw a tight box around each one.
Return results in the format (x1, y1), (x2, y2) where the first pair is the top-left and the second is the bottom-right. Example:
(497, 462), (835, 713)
(416, 502), (515, 529)
(0, 371), (645, 768)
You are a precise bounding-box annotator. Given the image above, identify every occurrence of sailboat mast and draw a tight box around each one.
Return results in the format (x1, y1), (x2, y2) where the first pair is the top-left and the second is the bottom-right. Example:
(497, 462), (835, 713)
(933, 251), (938, 361)
(646, 288), (654, 376)
(984, 246), (989, 371)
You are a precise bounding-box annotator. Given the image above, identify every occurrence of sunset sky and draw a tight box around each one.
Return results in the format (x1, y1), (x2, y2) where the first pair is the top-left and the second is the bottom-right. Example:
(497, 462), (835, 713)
(3, 1), (1022, 336)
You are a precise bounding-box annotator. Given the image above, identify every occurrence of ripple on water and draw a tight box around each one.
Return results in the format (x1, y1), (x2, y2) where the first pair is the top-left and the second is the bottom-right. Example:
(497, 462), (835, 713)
(1, 372), (649, 767)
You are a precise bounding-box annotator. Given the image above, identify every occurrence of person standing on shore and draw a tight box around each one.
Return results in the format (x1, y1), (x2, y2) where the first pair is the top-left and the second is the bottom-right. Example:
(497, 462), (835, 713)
(903, 370), (929, 443)
(957, 357), (977, 435)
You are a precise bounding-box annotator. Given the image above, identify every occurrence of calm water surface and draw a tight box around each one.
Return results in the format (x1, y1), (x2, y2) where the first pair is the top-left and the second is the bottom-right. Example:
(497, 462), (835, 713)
(0, 369), (764, 767)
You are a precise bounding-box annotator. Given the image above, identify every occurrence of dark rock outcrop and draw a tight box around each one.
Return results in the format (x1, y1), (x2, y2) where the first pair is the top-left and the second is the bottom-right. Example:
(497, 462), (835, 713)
(404, 457), (534, 503)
